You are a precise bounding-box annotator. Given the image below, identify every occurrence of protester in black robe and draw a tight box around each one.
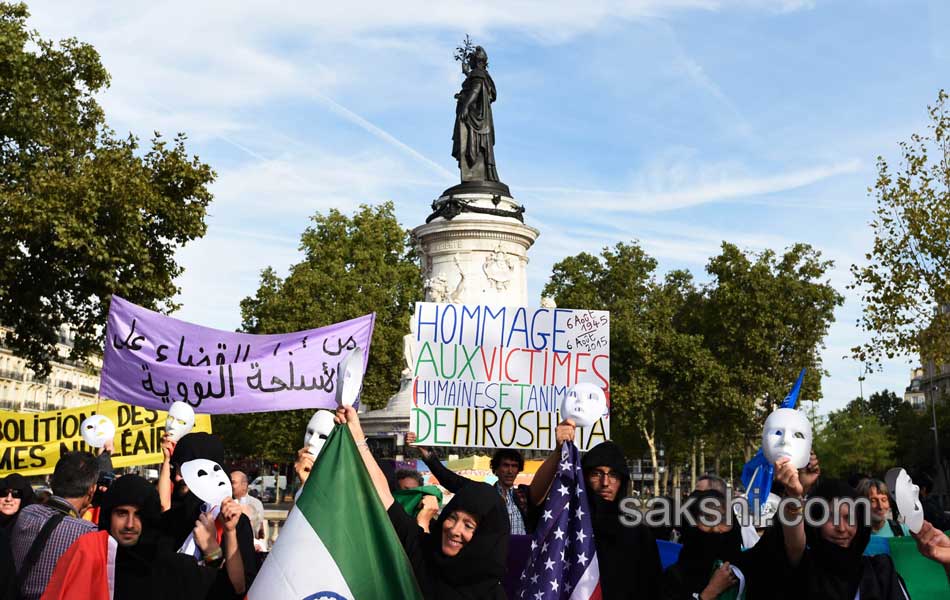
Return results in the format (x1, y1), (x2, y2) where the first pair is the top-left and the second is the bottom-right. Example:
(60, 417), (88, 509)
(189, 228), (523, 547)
(663, 489), (744, 599)
(161, 432), (258, 598)
(0, 473), (36, 532)
(98, 474), (221, 600)
(0, 473), (33, 600)
(788, 479), (910, 599)
(390, 482), (510, 599)
(581, 441), (662, 599)
(337, 405), (509, 600)
(0, 528), (16, 600)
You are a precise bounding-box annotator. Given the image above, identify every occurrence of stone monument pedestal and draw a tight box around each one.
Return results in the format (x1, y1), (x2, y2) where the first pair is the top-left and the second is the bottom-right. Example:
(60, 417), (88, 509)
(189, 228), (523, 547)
(415, 191), (539, 307)
(358, 190), (539, 451)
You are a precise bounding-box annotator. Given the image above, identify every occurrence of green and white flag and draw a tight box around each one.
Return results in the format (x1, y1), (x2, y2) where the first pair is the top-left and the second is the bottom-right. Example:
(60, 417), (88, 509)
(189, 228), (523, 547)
(249, 425), (423, 599)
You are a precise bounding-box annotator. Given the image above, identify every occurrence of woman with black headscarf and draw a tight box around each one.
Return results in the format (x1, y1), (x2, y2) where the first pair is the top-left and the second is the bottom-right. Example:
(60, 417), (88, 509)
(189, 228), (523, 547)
(0, 472), (34, 600)
(0, 473), (35, 531)
(787, 478), (910, 599)
(581, 441), (662, 599)
(662, 489), (743, 600)
(336, 406), (509, 599)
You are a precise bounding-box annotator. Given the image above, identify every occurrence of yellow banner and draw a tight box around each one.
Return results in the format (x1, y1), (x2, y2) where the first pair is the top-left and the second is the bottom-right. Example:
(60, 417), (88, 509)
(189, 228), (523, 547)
(0, 401), (212, 477)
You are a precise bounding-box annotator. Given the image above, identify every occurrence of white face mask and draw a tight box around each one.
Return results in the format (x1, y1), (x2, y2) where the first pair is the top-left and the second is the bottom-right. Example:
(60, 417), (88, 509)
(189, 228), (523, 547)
(560, 382), (607, 427)
(165, 401), (196, 442)
(887, 468), (924, 534)
(304, 410), (336, 457)
(81, 415), (116, 448)
(336, 348), (365, 407)
(181, 459), (232, 506)
(762, 408), (812, 469)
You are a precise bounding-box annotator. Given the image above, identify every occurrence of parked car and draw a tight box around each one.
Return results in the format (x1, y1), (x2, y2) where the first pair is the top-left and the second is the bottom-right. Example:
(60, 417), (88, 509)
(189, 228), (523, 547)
(265, 487), (279, 503)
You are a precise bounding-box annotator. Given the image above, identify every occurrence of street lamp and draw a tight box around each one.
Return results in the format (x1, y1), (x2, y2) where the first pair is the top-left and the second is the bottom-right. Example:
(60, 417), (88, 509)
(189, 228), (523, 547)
(930, 384), (941, 475)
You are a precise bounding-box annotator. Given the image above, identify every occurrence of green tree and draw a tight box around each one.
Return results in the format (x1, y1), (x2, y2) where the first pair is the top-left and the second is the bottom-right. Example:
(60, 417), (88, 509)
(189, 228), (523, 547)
(891, 389), (950, 480)
(700, 242), (844, 457)
(543, 243), (735, 495)
(851, 90), (950, 368)
(866, 389), (904, 429)
(543, 243), (656, 461)
(0, 3), (215, 376)
(814, 402), (896, 478)
(216, 203), (422, 461)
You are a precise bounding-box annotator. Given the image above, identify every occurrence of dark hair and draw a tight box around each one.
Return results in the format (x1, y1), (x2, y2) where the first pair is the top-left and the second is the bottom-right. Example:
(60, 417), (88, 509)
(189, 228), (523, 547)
(490, 449), (524, 472)
(51, 451), (100, 499)
(855, 478), (889, 498)
(697, 474), (728, 495)
(914, 471), (935, 494)
(394, 469), (424, 487)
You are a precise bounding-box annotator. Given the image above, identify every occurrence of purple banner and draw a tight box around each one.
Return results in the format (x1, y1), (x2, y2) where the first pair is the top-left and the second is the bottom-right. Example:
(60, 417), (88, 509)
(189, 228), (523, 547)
(100, 296), (375, 414)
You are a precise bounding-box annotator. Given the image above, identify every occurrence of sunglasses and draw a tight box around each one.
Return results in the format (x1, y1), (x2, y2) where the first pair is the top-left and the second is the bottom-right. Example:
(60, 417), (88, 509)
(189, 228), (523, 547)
(1, 489), (23, 499)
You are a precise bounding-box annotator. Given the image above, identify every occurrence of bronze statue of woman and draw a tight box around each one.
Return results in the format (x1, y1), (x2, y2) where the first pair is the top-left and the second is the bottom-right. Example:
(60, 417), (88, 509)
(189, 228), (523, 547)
(452, 46), (499, 183)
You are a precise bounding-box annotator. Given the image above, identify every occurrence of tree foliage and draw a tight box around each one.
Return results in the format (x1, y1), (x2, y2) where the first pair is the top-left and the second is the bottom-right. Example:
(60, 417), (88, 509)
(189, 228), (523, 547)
(865, 389), (905, 426)
(543, 240), (842, 491)
(215, 203), (422, 461)
(851, 90), (950, 367)
(543, 243), (660, 455)
(700, 242), (844, 454)
(0, 3), (215, 376)
(814, 399), (896, 479)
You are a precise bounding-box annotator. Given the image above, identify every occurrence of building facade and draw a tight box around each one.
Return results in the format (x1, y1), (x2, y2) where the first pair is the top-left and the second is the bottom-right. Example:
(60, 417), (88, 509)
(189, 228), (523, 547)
(0, 326), (101, 412)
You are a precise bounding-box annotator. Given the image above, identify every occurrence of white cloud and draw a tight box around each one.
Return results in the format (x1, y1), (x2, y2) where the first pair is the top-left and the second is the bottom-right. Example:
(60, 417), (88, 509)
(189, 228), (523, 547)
(526, 157), (862, 212)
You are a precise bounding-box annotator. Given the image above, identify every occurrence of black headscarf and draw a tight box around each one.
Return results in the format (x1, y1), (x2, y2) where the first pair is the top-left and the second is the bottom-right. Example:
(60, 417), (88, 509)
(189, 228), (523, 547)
(99, 475), (218, 600)
(581, 442), (661, 600)
(797, 478), (908, 600)
(668, 490), (743, 596)
(170, 432), (225, 471)
(163, 432), (259, 598)
(97, 474), (163, 556)
(164, 432), (225, 545)
(0, 473), (35, 531)
(421, 482), (509, 599)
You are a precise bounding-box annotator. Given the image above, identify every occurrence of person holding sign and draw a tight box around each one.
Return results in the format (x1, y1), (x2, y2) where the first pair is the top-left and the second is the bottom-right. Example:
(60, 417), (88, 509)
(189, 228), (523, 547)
(337, 405), (510, 599)
(527, 419), (663, 599)
(407, 430), (536, 535)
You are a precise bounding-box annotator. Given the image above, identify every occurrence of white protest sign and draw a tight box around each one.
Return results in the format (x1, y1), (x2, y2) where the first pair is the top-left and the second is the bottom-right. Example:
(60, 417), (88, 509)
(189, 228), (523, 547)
(409, 302), (610, 451)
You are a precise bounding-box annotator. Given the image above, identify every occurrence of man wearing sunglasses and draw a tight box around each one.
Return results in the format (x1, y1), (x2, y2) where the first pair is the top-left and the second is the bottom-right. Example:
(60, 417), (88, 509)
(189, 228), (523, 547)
(10, 452), (100, 600)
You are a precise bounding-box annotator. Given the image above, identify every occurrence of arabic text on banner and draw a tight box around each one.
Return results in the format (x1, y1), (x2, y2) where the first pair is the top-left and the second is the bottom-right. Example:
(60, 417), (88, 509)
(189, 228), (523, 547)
(100, 296), (375, 414)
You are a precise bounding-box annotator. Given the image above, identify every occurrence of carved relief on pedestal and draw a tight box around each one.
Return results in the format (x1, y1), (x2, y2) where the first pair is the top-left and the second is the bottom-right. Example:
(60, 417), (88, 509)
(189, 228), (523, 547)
(423, 255), (467, 303)
(424, 273), (450, 303)
(482, 244), (514, 292)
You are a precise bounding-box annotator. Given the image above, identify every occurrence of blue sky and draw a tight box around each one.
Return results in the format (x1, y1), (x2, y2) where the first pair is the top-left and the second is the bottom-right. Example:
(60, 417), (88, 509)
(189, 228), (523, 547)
(24, 0), (949, 414)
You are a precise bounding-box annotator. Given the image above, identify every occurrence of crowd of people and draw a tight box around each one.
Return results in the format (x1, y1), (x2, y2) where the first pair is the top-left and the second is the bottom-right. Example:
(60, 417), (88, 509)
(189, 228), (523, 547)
(0, 433), (259, 599)
(1, 410), (949, 598)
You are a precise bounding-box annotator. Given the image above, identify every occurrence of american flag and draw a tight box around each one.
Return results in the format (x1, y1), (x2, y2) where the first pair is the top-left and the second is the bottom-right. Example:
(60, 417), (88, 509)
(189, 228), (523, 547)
(517, 441), (601, 600)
